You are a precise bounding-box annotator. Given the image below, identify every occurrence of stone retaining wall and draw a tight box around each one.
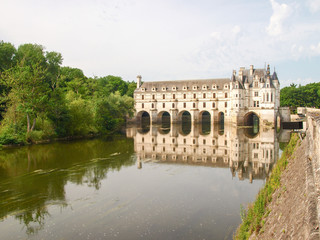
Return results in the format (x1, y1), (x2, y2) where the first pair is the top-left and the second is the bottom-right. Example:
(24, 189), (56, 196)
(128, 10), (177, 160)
(306, 109), (320, 239)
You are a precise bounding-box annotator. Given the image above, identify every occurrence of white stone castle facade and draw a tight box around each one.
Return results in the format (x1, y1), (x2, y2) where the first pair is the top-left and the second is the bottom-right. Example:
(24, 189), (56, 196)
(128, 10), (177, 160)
(134, 64), (288, 126)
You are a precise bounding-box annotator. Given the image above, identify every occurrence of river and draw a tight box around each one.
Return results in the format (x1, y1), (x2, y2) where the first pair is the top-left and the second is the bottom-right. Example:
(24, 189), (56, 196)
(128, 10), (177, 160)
(0, 123), (290, 240)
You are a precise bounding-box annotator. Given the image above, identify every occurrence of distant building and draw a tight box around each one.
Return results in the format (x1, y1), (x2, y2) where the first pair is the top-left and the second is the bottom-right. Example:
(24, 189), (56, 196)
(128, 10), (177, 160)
(134, 64), (288, 126)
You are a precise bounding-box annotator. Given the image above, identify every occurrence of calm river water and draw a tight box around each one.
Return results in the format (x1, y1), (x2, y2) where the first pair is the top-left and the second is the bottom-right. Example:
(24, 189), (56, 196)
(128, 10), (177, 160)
(0, 123), (290, 240)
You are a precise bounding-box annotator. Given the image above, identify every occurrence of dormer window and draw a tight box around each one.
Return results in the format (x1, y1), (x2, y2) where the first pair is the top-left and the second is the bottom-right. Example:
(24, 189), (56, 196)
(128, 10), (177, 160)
(193, 85), (198, 90)
(202, 85), (207, 90)
(235, 84), (238, 89)
(152, 87), (156, 91)
(141, 88), (145, 92)
(224, 84), (229, 89)
(183, 86), (187, 90)
(162, 87), (166, 91)
(212, 84), (216, 89)
(172, 86), (176, 91)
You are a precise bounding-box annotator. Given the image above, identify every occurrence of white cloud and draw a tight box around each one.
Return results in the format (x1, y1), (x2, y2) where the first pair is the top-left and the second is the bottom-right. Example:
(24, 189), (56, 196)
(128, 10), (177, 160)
(232, 25), (241, 35)
(266, 0), (292, 36)
(307, 0), (320, 13)
(310, 42), (320, 55)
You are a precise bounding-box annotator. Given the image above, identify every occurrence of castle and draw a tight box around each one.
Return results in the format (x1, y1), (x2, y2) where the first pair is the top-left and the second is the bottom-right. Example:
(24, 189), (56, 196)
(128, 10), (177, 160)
(134, 64), (289, 126)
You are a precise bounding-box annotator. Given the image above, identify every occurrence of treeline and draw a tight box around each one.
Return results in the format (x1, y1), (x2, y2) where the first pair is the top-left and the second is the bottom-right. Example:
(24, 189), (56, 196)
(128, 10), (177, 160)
(280, 83), (320, 109)
(0, 41), (136, 145)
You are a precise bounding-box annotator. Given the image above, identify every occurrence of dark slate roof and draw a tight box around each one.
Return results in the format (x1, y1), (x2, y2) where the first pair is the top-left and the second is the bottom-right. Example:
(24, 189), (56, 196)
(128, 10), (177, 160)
(272, 72), (278, 80)
(135, 78), (231, 92)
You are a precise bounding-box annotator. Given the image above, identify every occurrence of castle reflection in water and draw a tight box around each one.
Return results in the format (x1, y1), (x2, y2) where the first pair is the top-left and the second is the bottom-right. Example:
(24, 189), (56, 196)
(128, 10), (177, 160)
(126, 122), (290, 183)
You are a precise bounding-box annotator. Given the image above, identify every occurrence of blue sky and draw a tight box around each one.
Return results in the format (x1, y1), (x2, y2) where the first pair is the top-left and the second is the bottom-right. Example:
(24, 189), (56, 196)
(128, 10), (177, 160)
(0, 0), (319, 87)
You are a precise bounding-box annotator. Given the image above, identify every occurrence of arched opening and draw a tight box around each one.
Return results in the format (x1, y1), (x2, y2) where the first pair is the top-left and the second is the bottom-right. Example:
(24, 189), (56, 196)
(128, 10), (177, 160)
(244, 112), (259, 137)
(218, 112), (224, 135)
(137, 111), (150, 134)
(157, 111), (171, 134)
(200, 111), (211, 135)
(141, 111), (150, 125)
(179, 111), (191, 135)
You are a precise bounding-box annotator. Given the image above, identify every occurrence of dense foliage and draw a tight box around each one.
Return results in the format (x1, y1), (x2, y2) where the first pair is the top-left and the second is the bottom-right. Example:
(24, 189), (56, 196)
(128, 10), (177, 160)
(280, 83), (320, 109)
(0, 41), (136, 145)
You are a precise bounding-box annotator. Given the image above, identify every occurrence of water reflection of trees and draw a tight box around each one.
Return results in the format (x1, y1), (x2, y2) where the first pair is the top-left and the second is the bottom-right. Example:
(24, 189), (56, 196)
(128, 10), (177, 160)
(0, 137), (134, 235)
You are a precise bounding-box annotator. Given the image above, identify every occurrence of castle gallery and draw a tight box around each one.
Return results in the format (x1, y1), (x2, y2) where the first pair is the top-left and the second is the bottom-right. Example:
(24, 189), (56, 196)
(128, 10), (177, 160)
(134, 64), (287, 126)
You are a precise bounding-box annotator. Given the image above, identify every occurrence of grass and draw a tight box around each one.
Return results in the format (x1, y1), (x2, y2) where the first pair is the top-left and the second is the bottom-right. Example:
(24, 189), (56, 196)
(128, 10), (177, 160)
(234, 133), (299, 240)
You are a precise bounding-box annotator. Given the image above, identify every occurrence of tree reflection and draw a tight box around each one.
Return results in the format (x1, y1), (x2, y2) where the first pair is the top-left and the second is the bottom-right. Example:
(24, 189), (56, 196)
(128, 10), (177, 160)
(0, 137), (135, 235)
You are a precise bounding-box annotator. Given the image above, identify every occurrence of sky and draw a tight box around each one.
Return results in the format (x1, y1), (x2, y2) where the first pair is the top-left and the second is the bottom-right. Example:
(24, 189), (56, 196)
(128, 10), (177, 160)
(0, 0), (319, 87)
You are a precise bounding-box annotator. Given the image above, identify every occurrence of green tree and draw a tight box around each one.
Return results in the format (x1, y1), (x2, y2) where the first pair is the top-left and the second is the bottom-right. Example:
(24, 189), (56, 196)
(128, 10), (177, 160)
(0, 41), (16, 72)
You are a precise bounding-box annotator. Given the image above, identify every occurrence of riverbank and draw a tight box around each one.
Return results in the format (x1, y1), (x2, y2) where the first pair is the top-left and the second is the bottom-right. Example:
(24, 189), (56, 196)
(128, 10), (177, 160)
(235, 111), (320, 240)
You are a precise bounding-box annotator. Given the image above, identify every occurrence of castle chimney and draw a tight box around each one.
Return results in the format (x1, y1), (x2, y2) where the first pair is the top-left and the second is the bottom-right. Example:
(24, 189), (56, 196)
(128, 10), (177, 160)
(250, 65), (254, 75)
(136, 75), (142, 89)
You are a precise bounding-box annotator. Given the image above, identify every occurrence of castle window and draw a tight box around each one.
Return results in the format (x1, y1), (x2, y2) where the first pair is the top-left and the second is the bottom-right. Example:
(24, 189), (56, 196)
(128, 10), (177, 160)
(142, 95), (144, 100)
(184, 103), (186, 108)
(153, 146), (155, 151)
(193, 93), (196, 99)
(202, 85), (207, 90)
(172, 103), (175, 108)
(193, 139), (196, 144)
(172, 94), (175, 99)
(163, 94), (165, 99)
(267, 93), (269, 102)
(254, 82), (259, 88)
(183, 86), (187, 90)
(163, 103), (165, 108)
(183, 94), (186, 99)
(212, 102), (215, 108)
(203, 148), (206, 154)
(235, 84), (238, 89)
(213, 93), (216, 98)
(254, 91), (259, 97)
(172, 138), (175, 143)
(184, 139), (186, 144)
(193, 85), (197, 90)
(152, 87), (156, 91)
(203, 139), (206, 144)
(203, 93), (206, 98)
(193, 103), (196, 108)
(213, 149), (216, 154)
(152, 103), (154, 108)
(162, 87), (166, 91)
(271, 93), (273, 102)
(266, 84), (269, 88)
(203, 102), (206, 107)
(225, 102), (227, 107)
(212, 84), (216, 89)
(142, 103), (144, 108)
(224, 84), (228, 89)
(163, 147), (165, 152)
(163, 138), (165, 143)
(152, 94), (155, 100)
(184, 148), (186, 153)
(172, 86), (176, 91)
(142, 137), (144, 143)
(225, 93), (228, 98)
